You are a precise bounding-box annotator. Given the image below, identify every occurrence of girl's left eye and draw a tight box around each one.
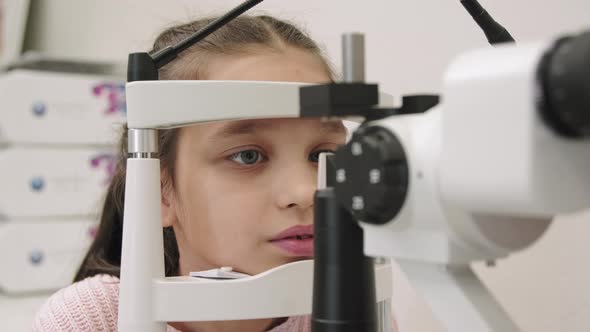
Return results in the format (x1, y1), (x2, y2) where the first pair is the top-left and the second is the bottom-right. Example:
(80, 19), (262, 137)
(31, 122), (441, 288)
(229, 150), (265, 165)
(309, 150), (336, 163)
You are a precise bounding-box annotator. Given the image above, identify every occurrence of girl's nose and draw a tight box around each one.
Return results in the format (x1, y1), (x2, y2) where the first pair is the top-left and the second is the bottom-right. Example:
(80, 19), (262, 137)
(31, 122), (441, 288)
(274, 163), (316, 211)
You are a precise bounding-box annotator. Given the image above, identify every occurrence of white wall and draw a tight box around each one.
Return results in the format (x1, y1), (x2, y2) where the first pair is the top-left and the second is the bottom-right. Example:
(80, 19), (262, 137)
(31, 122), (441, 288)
(25, 0), (590, 94)
(22, 1), (590, 331)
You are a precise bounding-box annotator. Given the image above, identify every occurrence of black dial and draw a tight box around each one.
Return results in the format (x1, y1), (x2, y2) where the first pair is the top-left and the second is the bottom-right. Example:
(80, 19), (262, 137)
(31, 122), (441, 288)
(332, 125), (409, 225)
(539, 31), (590, 139)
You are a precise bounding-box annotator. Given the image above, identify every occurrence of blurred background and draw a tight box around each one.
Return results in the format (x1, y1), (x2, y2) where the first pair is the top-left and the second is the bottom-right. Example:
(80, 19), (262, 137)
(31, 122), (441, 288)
(0, 0), (589, 331)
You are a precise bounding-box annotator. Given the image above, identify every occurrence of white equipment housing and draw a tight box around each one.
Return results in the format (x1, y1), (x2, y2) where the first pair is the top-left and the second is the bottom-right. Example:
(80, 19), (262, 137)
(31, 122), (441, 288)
(119, 81), (394, 331)
(357, 37), (590, 332)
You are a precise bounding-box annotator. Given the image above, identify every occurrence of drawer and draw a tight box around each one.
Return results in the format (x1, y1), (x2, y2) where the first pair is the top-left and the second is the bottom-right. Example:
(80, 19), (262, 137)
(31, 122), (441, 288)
(0, 293), (51, 331)
(0, 147), (116, 217)
(0, 70), (125, 145)
(0, 220), (96, 294)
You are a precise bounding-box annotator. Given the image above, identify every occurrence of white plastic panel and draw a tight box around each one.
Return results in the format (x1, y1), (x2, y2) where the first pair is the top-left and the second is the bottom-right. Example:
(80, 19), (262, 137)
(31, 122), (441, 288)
(0, 70), (125, 145)
(126, 80), (304, 129)
(0, 219), (95, 294)
(441, 41), (590, 216)
(152, 260), (392, 322)
(126, 80), (395, 129)
(0, 147), (115, 218)
(118, 158), (166, 332)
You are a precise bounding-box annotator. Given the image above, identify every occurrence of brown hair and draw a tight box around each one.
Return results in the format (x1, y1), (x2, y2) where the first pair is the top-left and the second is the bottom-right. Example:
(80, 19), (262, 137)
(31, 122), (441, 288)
(74, 15), (333, 281)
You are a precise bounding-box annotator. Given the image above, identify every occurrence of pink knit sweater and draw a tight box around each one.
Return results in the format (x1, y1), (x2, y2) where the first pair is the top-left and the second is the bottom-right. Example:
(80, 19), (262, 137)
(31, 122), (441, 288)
(32, 274), (310, 332)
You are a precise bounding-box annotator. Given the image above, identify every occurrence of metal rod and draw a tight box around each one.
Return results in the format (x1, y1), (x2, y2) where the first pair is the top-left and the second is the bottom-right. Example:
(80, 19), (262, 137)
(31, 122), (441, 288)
(342, 33), (366, 83)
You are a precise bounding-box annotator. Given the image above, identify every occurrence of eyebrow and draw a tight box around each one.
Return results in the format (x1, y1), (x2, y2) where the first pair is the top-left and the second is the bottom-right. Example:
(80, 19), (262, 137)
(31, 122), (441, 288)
(318, 121), (347, 135)
(209, 120), (346, 141)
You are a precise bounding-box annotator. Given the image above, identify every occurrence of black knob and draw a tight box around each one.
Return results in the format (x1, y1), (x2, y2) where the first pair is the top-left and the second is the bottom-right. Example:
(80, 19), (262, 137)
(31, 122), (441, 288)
(539, 31), (590, 138)
(332, 126), (409, 225)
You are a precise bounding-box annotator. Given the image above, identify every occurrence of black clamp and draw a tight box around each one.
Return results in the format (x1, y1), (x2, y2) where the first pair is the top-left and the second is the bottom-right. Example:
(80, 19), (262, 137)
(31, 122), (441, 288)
(300, 83), (440, 122)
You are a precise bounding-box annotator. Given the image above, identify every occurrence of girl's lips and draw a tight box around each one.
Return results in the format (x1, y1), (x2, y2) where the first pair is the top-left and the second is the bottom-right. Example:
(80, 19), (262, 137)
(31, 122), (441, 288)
(270, 224), (314, 241)
(270, 237), (314, 256)
(270, 224), (314, 256)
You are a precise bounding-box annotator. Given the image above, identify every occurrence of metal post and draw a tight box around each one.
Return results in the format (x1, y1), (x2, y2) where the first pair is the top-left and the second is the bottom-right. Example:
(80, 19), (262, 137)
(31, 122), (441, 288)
(342, 33), (366, 83)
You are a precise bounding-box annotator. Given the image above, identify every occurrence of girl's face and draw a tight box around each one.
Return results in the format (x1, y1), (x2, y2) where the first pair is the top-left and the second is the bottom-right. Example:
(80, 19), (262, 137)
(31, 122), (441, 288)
(161, 47), (347, 276)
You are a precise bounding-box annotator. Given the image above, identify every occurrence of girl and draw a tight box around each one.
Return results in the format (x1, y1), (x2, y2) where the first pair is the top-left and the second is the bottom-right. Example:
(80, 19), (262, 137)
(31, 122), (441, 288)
(33, 15), (394, 332)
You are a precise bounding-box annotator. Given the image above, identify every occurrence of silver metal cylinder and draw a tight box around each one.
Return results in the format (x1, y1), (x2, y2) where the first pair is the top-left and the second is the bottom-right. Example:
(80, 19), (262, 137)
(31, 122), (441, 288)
(128, 129), (158, 157)
(342, 33), (366, 83)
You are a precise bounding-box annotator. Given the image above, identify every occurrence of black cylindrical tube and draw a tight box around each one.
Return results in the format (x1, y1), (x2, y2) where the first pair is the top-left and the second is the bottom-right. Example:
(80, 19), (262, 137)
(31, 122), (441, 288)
(312, 188), (377, 332)
(538, 31), (590, 139)
(460, 0), (515, 45)
(152, 0), (265, 69)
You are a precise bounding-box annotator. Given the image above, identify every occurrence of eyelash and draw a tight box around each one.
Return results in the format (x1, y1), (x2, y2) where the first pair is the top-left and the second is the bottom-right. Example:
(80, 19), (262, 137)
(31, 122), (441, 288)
(227, 149), (336, 166)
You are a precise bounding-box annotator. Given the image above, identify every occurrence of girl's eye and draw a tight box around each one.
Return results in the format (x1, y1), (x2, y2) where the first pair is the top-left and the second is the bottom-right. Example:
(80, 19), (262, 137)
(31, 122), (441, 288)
(309, 150), (335, 163)
(229, 150), (264, 165)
